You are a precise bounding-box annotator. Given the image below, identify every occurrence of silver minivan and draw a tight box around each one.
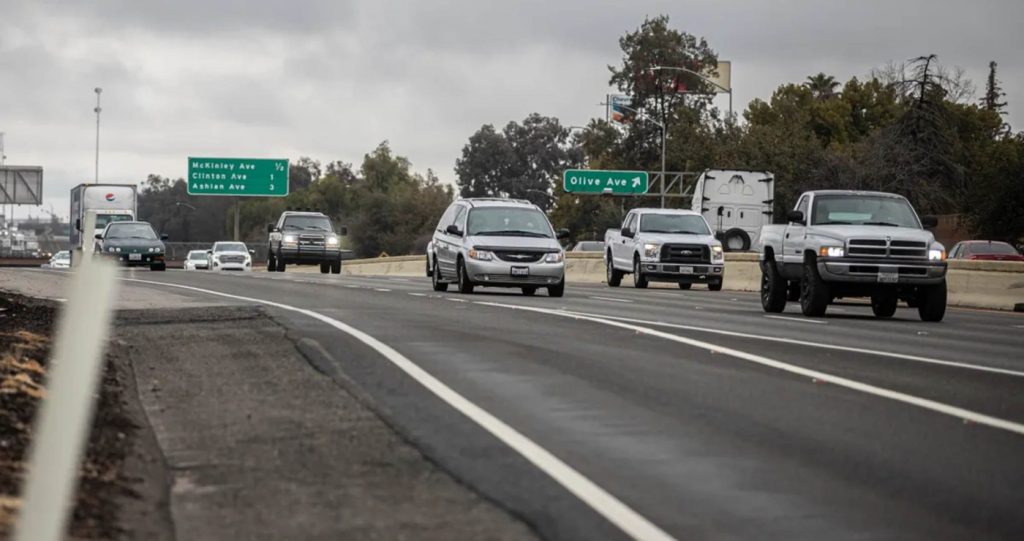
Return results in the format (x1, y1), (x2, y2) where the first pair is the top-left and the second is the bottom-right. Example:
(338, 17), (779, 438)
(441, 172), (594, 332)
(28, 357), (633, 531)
(426, 199), (568, 297)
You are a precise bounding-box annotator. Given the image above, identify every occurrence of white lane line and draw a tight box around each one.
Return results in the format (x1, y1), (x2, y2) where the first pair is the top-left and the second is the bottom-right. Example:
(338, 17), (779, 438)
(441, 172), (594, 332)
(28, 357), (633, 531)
(344, 285), (361, 289)
(121, 278), (673, 541)
(764, 315), (827, 325)
(589, 296), (634, 303)
(448, 298), (467, 303)
(556, 309), (1024, 379)
(474, 300), (1024, 437)
(408, 293), (428, 297)
(374, 288), (392, 292)
(1015, 325), (1024, 329)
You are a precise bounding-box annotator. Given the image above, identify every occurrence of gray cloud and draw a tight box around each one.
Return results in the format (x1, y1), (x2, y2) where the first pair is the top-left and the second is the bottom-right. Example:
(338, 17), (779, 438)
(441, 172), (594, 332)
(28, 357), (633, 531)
(1, 0), (1021, 222)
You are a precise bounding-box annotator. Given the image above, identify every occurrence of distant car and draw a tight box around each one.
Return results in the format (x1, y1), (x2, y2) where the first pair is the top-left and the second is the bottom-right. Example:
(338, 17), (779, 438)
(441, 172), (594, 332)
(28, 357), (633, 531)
(184, 249), (210, 271)
(570, 241), (605, 252)
(45, 250), (71, 269)
(207, 242), (254, 271)
(948, 240), (1024, 262)
(94, 221), (167, 271)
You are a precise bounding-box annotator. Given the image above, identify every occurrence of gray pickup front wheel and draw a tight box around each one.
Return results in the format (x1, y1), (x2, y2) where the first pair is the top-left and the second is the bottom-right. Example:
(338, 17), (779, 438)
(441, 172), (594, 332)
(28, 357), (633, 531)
(606, 254), (623, 287)
(761, 258), (787, 313)
(799, 258), (830, 317)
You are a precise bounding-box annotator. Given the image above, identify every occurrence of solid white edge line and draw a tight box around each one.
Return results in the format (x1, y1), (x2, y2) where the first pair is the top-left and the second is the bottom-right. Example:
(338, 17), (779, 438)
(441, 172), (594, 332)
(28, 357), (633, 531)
(763, 315), (827, 325)
(473, 300), (1024, 437)
(120, 278), (674, 541)
(558, 309), (1024, 379)
(589, 296), (634, 303)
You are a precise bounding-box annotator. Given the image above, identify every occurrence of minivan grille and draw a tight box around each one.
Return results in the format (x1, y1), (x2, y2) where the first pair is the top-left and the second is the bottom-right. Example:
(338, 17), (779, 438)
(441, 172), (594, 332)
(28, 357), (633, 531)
(661, 244), (710, 263)
(494, 251), (544, 263)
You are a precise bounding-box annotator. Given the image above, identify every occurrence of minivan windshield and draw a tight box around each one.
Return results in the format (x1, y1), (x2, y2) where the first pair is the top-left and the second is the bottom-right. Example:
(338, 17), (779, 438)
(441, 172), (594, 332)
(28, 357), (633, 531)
(467, 208), (553, 238)
(105, 223), (158, 240)
(639, 214), (711, 235)
(811, 195), (921, 228)
(282, 215), (333, 232)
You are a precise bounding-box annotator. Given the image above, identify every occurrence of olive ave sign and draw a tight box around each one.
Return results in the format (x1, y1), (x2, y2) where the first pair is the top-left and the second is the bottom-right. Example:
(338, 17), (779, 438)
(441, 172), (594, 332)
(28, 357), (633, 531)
(563, 169), (648, 195)
(187, 157), (289, 196)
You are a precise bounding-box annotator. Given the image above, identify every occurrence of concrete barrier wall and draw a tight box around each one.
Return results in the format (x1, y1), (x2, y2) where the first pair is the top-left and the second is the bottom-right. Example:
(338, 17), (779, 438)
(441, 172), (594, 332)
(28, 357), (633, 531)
(337, 253), (1024, 311)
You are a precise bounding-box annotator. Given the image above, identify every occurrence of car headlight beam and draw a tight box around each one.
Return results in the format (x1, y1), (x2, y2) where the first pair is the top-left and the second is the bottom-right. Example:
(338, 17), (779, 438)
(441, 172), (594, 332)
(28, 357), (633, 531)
(643, 243), (660, 259)
(928, 249), (946, 261)
(819, 246), (844, 258)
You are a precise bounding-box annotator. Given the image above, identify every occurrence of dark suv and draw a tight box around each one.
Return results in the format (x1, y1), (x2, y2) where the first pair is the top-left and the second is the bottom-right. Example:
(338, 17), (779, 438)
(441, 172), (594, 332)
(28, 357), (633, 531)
(267, 211), (346, 273)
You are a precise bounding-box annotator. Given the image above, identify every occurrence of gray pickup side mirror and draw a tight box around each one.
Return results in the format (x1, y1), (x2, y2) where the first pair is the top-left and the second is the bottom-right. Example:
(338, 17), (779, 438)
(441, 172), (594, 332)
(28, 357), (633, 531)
(446, 224), (462, 236)
(340, 226), (348, 236)
(786, 210), (805, 224)
(267, 223), (276, 233)
(920, 215), (938, 229)
(620, 227), (634, 238)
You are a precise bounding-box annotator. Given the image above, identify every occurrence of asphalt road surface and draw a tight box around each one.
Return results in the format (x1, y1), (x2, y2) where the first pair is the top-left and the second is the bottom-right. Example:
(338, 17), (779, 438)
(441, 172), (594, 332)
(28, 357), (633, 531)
(19, 268), (1024, 540)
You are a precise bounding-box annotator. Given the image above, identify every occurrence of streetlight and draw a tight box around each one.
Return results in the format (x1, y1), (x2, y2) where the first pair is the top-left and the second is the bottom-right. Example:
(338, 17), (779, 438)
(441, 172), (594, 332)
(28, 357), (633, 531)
(614, 103), (667, 208)
(174, 201), (197, 211)
(93, 88), (102, 185)
(650, 65), (733, 119)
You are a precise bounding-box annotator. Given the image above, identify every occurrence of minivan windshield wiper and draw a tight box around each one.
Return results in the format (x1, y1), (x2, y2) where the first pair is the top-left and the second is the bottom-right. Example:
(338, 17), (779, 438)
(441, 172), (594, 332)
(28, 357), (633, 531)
(475, 230), (550, 238)
(863, 221), (902, 227)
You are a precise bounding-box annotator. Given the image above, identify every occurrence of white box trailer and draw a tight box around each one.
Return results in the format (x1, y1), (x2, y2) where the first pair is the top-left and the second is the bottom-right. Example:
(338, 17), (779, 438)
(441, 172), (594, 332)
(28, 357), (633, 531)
(690, 169), (774, 251)
(69, 184), (138, 255)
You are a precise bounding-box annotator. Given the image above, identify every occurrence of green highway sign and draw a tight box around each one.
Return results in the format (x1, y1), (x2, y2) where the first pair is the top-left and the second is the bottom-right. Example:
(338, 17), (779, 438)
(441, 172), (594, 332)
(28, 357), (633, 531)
(563, 169), (649, 195)
(187, 157), (289, 196)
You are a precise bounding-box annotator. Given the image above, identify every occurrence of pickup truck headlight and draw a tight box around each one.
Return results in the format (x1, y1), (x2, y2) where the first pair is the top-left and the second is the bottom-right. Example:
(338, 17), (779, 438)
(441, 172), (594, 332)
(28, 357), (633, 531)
(283, 234), (298, 244)
(326, 236), (339, 246)
(928, 249), (946, 261)
(544, 252), (564, 263)
(468, 249), (493, 261)
(819, 246), (844, 258)
(711, 245), (724, 262)
(643, 243), (660, 259)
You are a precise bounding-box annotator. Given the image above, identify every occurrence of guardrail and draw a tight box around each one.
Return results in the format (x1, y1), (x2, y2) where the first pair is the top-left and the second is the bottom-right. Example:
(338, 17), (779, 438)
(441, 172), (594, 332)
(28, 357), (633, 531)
(335, 253), (1024, 312)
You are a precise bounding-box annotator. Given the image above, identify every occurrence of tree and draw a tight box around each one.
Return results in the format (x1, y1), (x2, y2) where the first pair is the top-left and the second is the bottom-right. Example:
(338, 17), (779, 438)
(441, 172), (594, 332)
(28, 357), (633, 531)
(980, 61), (1008, 116)
(805, 73), (840, 100)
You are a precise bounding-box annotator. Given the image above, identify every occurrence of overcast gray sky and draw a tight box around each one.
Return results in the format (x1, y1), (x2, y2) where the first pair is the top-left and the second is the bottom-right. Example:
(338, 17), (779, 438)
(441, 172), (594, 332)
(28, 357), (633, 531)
(2, 0), (1022, 220)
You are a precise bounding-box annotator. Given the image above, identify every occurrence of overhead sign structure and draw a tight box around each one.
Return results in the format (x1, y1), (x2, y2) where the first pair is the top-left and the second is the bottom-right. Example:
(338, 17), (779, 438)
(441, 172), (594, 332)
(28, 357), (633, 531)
(187, 157), (288, 197)
(0, 166), (44, 205)
(563, 169), (649, 195)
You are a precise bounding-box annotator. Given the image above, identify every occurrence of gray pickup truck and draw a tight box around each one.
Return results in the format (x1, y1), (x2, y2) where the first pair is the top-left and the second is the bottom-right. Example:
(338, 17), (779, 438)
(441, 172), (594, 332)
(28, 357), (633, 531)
(266, 211), (346, 273)
(758, 190), (947, 321)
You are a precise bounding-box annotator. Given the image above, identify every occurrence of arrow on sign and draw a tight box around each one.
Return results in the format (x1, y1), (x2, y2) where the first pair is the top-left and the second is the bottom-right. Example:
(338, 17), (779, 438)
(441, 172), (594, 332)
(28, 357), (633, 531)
(632, 177), (641, 188)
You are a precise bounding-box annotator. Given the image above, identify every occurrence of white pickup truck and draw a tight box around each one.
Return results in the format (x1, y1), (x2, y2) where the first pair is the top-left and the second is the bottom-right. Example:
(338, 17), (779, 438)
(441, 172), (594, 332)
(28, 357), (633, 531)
(604, 208), (725, 290)
(758, 190), (948, 321)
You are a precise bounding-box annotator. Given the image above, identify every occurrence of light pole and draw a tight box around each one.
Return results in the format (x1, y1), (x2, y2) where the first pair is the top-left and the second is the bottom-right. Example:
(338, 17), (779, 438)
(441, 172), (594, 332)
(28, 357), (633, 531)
(175, 202), (196, 243)
(650, 65), (733, 119)
(615, 104), (666, 208)
(93, 88), (102, 185)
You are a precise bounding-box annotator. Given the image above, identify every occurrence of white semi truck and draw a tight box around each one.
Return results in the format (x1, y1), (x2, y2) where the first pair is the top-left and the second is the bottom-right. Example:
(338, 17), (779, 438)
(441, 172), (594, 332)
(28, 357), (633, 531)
(69, 183), (138, 259)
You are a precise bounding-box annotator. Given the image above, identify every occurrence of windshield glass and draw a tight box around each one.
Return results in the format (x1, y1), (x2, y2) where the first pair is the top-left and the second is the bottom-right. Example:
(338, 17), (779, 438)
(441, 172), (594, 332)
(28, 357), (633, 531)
(95, 214), (134, 229)
(215, 242), (247, 252)
(467, 207), (553, 238)
(969, 242), (1018, 255)
(639, 214), (711, 235)
(811, 195), (920, 227)
(282, 215), (333, 231)
(105, 223), (158, 240)
(188, 251), (207, 260)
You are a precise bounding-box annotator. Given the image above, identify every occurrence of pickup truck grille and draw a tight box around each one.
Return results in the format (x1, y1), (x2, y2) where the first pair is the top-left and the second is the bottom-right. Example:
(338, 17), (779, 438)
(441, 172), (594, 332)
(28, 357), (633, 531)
(299, 234), (325, 246)
(494, 251), (544, 263)
(220, 254), (246, 263)
(847, 239), (928, 259)
(661, 244), (710, 263)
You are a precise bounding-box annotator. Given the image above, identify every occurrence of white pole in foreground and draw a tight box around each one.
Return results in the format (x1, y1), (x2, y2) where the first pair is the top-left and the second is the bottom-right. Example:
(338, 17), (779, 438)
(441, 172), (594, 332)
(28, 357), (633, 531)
(14, 256), (118, 541)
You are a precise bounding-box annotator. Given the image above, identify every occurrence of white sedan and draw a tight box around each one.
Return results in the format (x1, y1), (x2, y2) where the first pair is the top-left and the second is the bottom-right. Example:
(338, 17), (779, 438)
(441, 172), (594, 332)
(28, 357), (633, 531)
(46, 250), (71, 269)
(207, 242), (254, 271)
(184, 250), (210, 271)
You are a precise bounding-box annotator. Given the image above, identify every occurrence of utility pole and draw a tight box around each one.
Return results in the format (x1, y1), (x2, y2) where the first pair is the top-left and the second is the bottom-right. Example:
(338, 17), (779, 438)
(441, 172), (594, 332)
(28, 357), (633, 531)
(93, 88), (102, 185)
(1, 131), (6, 228)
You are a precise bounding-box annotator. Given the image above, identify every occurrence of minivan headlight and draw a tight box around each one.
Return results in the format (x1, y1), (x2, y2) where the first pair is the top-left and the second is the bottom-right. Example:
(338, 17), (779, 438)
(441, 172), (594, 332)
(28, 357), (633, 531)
(545, 252), (564, 263)
(468, 249), (493, 261)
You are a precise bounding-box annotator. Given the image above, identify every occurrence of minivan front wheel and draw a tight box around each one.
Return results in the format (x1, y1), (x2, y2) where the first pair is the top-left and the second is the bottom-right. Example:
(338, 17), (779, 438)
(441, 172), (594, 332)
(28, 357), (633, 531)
(457, 258), (475, 294)
(432, 262), (448, 292)
(548, 279), (565, 298)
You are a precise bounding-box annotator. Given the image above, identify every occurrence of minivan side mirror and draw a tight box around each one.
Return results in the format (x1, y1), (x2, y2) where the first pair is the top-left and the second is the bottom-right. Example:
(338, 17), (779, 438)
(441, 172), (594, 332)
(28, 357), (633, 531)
(267, 223), (276, 233)
(340, 226), (348, 236)
(556, 228), (570, 240)
(446, 224), (462, 236)
(94, 233), (103, 240)
(920, 215), (938, 229)
(786, 210), (805, 224)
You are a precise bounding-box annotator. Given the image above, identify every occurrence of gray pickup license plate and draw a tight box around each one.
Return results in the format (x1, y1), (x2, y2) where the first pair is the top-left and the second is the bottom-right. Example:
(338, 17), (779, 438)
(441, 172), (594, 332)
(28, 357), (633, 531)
(679, 266), (694, 274)
(511, 266), (529, 277)
(129, 253), (142, 261)
(877, 272), (898, 283)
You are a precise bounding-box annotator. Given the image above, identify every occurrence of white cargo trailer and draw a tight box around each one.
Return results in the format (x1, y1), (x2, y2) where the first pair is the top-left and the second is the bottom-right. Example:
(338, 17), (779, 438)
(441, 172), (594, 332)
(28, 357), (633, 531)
(690, 169), (774, 251)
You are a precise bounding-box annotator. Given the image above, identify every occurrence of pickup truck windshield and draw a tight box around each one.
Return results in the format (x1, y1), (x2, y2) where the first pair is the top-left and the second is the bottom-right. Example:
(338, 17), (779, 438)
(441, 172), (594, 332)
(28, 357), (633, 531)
(283, 216), (333, 232)
(639, 214), (711, 235)
(106, 223), (158, 240)
(812, 195), (920, 228)
(215, 243), (247, 252)
(467, 208), (553, 238)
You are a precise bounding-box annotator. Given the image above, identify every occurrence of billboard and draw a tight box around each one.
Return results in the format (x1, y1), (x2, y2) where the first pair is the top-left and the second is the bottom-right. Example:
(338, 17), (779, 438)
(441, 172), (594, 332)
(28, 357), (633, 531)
(0, 166), (43, 205)
(609, 94), (633, 124)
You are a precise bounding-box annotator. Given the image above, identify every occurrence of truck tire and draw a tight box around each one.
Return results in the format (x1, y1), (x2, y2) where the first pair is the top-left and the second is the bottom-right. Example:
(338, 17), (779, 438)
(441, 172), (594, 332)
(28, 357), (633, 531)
(677, 282), (692, 290)
(721, 228), (751, 252)
(761, 258), (787, 312)
(276, 254), (286, 273)
(871, 291), (898, 318)
(548, 279), (565, 298)
(331, 260), (341, 274)
(800, 257), (830, 317)
(606, 254), (623, 287)
(632, 257), (648, 289)
(456, 258), (474, 294)
(431, 263), (448, 292)
(320, 263), (330, 274)
(267, 253), (277, 272)
(917, 281), (947, 322)
(708, 280), (723, 291)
